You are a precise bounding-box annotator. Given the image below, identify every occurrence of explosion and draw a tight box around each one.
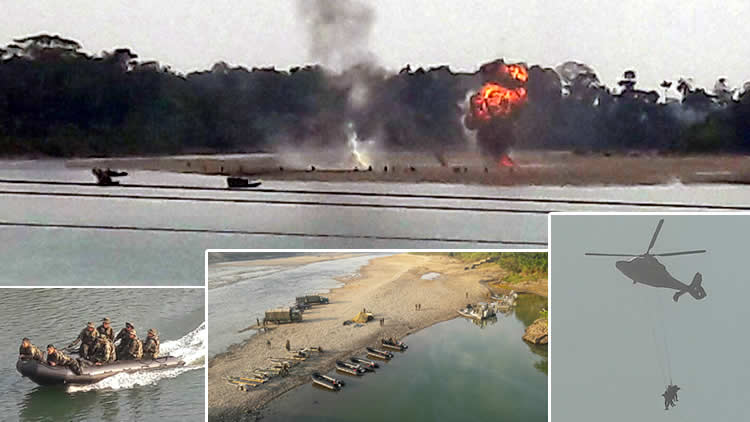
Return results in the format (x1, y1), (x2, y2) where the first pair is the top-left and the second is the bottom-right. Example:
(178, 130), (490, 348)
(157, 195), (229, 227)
(465, 61), (529, 167)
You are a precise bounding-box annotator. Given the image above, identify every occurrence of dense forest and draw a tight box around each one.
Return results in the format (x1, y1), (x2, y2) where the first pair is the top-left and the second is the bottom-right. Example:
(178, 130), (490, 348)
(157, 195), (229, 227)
(1, 34), (749, 158)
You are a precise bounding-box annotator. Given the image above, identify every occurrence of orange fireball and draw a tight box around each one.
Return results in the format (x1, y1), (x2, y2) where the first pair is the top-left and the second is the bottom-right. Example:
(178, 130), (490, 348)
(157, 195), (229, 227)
(471, 83), (527, 120)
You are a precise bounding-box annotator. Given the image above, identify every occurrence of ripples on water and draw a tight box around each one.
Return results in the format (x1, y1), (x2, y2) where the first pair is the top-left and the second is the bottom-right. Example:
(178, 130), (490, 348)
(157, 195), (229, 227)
(261, 294), (548, 422)
(208, 254), (385, 358)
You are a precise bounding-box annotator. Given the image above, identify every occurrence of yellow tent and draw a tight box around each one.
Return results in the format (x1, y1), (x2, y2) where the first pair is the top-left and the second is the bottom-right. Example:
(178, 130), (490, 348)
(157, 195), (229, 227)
(352, 311), (373, 323)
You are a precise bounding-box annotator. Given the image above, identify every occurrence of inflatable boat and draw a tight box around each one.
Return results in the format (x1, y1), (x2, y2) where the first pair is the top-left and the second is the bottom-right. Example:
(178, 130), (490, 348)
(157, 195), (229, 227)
(16, 356), (185, 386)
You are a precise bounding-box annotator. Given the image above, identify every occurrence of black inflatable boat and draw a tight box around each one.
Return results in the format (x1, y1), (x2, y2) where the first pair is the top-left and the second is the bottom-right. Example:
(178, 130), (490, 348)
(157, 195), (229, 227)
(16, 356), (185, 386)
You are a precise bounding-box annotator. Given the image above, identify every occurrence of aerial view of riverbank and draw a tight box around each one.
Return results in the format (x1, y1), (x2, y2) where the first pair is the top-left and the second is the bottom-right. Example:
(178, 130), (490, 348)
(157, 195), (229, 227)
(207, 252), (548, 421)
(1, 288), (206, 421)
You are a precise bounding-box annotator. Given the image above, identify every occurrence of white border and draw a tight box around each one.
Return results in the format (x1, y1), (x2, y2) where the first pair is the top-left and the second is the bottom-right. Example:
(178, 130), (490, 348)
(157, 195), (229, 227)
(204, 248), (549, 421)
(547, 211), (750, 422)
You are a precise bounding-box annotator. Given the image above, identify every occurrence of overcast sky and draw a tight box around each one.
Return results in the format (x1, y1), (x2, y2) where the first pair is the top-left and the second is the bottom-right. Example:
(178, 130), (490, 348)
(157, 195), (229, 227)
(2, 0), (749, 90)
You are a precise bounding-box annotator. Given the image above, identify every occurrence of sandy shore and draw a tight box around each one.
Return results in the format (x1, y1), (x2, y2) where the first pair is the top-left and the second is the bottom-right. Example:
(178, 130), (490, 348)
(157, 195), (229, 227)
(208, 253), (536, 421)
(68, 151), (750, 186)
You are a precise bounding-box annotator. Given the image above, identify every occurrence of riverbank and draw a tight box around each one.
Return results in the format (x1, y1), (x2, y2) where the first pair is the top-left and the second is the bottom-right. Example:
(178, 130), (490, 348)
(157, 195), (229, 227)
(67, 151), (750, 186)
(208, 253), (527, 421)
(211, 253), (367, 270)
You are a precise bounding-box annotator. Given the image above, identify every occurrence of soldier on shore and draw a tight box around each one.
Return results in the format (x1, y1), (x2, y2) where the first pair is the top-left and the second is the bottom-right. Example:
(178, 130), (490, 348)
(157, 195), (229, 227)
(67, 322), (99, 359)
(97, 317), (114, 341)
(19, 338), (43, 361)
(46, 344), (82, 375)
(142, 328), (160, 360)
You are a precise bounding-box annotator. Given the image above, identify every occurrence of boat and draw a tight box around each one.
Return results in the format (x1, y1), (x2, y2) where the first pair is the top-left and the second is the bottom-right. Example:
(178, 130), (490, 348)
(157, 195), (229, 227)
(16, 356), (185, 386)
(458, 302), (496, 320)
(312, 372), (344, 391)
(381, 338), (408, 351)
(335, 360), (366, 375)
(226, 177), (262, 188)
(365, 347), (393, 360)
(349, 357), (379, 370)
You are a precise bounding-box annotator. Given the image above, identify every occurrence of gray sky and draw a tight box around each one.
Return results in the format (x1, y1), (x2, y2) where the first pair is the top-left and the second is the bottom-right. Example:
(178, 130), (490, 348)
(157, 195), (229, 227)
(551, 214), (750, 421)
(2, 0), (749, 90)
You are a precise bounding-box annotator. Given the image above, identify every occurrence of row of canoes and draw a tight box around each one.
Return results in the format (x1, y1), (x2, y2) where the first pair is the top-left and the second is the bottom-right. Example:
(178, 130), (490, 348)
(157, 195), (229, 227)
(311, 341), (406, 391)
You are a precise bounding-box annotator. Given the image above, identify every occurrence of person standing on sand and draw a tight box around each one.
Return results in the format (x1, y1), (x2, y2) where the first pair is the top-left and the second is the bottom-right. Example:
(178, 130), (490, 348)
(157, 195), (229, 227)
(466, 292), (469, 299)
(285, 339), (290, 351)
(380, 318), (384, 326)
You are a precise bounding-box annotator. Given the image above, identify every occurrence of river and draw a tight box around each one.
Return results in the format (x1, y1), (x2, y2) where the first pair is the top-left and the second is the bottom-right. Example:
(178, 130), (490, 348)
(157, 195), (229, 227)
(259, 294), (548, 421)
(208, 254), (385, 358)
(0, 288), (206, 422)
(2, 159), (749, 285)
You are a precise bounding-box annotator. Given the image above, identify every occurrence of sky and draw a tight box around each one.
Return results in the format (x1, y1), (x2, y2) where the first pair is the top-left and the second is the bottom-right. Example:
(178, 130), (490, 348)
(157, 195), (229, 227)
(550, 214), (750, 421)
(1, 0), (749, 90)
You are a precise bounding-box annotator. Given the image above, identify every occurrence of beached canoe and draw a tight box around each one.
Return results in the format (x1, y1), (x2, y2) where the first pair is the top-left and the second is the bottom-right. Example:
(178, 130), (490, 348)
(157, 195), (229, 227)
(312, 372), (344, 390)
(365, 347), (393, 360)
(335, 360), (366, 376)
(16, 356), (185, 386)
(381, 338), (408, 351)
(349, 357), (379, 370)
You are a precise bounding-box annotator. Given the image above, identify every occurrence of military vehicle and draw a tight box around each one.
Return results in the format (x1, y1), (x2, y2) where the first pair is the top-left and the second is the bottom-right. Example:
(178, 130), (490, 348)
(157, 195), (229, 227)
(263, 307), (302, 324)
(295, 295), (329, 305)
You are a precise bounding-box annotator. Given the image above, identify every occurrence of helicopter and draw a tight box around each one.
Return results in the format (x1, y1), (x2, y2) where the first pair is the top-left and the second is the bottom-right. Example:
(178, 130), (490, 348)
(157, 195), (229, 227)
(585, 219), (707, 302)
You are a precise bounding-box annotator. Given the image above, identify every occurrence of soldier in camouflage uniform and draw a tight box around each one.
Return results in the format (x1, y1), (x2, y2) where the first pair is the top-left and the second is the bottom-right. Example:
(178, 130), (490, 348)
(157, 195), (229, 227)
(114, 322), (134, 344)
(68, 322), (99, 359)
(120, 330), (143, 360)
(142, 328), (160, 360)
(89, 336), (116, 365)
(97, 317), (114, 341)
(19, 338), (43, 361)
(115, 322), (135, 359)
(46, 344), (82, 375)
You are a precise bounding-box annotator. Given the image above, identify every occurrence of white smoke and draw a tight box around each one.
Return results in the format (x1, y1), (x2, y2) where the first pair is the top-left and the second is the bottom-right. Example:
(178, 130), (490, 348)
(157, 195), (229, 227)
(66, 322), (206, 393)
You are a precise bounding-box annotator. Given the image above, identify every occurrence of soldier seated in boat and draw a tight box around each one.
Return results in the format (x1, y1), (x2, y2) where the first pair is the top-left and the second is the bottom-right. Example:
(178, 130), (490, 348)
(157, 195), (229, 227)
(114, 322), (134, 344)
(46, 344), (82, 375)
(19, 338), (43, 361)
(67, 322), (99, 359)
(97, 317), (114, 341)
(90, 336), (116, 365)
(142, 328), (160, 360)
(119, 330), (143, 360)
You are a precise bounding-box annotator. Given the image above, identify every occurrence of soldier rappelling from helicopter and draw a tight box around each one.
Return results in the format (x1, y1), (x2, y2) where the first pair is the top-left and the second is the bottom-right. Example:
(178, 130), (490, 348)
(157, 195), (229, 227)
(662, 384), (680, 410)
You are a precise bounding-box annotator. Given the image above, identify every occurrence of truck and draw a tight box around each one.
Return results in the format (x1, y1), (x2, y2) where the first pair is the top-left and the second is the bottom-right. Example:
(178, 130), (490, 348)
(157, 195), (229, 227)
(263, 308), (303, 324)
(295, 295), (330, 306)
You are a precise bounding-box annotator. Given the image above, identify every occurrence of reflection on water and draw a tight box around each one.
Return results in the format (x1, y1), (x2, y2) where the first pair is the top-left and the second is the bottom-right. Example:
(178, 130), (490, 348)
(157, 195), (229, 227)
(261, 295), (548, 421)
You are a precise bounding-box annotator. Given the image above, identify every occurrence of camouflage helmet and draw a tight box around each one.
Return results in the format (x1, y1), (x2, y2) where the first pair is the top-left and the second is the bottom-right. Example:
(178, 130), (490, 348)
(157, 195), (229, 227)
(22, 337), (30, 342)
(102, 317), (111, 323)
(87, 322), (95, 329)
(125, 322), (134, 329)
(129, 330), (137, 337)
(47, 344), (55, 349)
(147, 328), (158, 336)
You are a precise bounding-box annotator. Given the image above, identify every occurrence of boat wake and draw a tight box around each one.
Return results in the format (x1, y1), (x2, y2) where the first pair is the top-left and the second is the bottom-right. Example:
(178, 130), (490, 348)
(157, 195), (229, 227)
(67, 322), (206, 393)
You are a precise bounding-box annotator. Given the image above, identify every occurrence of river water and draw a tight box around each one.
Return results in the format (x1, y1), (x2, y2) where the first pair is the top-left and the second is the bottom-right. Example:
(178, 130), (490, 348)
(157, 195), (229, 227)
(207, 254), (385, 358)
(0, 288), (206, 422)
(260, 294), (548, 421)
(2, 160), (749, 285)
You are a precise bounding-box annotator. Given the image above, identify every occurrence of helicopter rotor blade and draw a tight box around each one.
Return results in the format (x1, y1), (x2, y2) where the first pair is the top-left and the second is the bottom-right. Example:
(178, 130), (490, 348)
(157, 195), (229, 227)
(584, 253), (641, 257)
(652, 250), (707, 257)
(646, 219), (664, 254)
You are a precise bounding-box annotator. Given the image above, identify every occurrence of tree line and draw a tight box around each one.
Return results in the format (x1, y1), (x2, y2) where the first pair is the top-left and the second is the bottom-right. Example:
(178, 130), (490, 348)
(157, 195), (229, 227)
(0, 34), (748, 158)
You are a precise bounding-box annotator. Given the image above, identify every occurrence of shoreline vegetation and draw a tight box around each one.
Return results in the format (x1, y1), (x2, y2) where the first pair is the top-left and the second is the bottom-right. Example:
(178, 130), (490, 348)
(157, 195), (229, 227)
(207, 253), (547, 421)
(2, 35), (750, 164)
